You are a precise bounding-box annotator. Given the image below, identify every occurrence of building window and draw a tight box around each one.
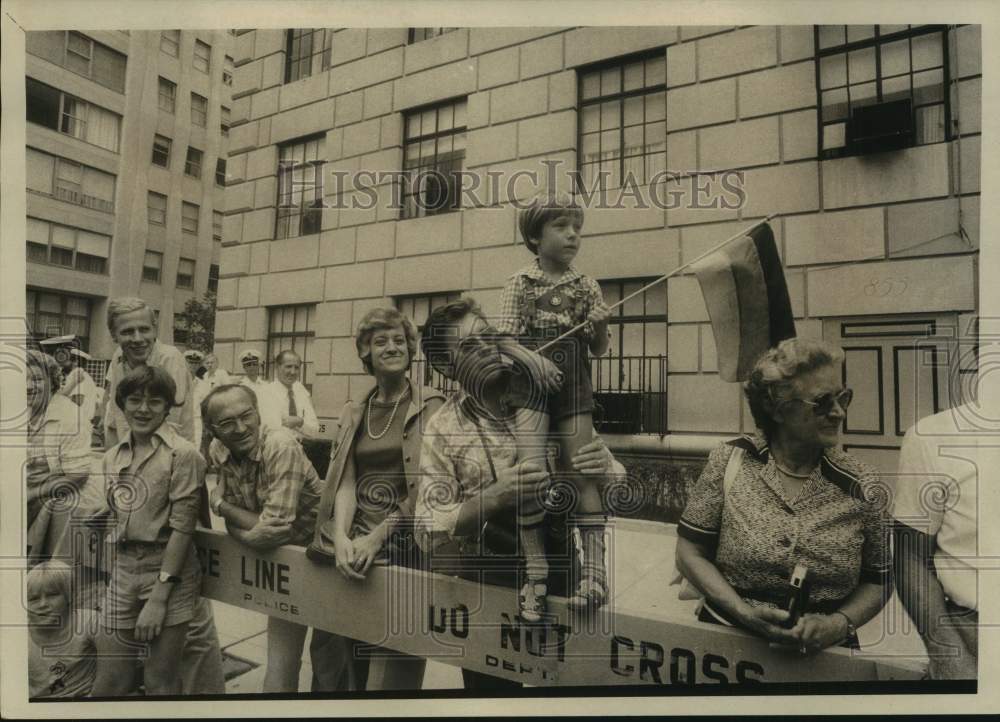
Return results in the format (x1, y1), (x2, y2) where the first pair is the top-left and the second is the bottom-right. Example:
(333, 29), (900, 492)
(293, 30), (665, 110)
(184, 147), (203, 178)
(220, 105), (231, 136)
(190, 92), (208, 127)
(395, 291), (462, 392)
(207, 263), (220, 293)
(592, 278), (668, 434)
(284, 29), (333, 83)
(275, 135), (324, 239)
(27, 217), (111, 275)
(223, 55), (234, 86)
(173, 312), (190, 346)
(215, 158), (227, 187)
(193, 39), (211, 73)
(26, 148), (115, 212)
(401, 99), (467, 220)
(152, 134), (172, 167)
(267, 304), (316, 389)
(147, 191), (167, 226)
(158, 77), (176, 113)
(176, 257), (195, 289)
(160, 29), (180, 57)
(142, 250), (163, 283)
(408, 28), (458, 43)
(181, 202), (200, 234)
(26, 79), (121, 153)
(817, 24), (949, 157)
(26, 31), (127, 93)
(212, 211), (223, 241)
(26, 289), (92, 350)
(578, 53), (666, 192)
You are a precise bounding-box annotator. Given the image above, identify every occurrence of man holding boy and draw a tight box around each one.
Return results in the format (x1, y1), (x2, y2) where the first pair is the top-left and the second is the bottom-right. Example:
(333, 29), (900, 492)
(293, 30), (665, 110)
(415, 297), (623, 689)
(203, 383), (323, 692)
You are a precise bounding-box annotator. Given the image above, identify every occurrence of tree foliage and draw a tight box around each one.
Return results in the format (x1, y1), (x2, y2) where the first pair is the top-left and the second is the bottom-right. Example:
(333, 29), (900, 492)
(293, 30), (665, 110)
(175, 291), (217, 352)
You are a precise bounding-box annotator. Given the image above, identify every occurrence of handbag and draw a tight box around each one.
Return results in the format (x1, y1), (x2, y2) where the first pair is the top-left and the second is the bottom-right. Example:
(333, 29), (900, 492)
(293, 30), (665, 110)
(670, 445), (744, 601)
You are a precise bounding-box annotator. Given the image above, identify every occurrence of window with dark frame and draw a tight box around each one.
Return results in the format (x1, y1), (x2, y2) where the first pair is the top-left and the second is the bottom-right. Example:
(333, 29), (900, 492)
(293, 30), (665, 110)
(215, 157), (227, 187)
(181, 202), (200, 234)
(26, 289), (92, 350)
(275, 135), (324, 239)
(207, 263), (220, 293)
(193, 39), (211, 73)
(401, 99), (467, 220)
(176, 257), (195, 289)
(142, 250), (163, 283)
(220, 106), (231, 136)
(190, 92), (208, 127)
(592, 278), (668, 435)
(284, 29), (333, 83)
(212, 211), (223, 240)
(26, 78), (122, 153)
(223, 55), (234, 86)
(577, 52), (667, 193)
(185, 146), (203, 178)
(158, 77), (176, 113)
(395, 291), (462, 392)
(26, 31), (127, 93)
(26, 217), (111, 275)
(27, 147), (116, 212)
(408, 28), (459, 43)
(173, 312), (190, 346)
(160, 29), (180, 57)
(267, 304), (316, 390)
(816, 24), (950, 158)
(148, 191), (167, 226)
(152, 134), (172, 167)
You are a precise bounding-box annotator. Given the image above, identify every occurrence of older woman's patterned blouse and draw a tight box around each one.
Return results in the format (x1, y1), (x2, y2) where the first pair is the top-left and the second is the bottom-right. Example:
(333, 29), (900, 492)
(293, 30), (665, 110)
(678, 433), (892, 608)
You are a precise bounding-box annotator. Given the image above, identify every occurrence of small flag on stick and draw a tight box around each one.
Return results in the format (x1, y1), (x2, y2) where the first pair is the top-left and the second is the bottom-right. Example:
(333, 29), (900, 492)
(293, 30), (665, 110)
(691, 222), (796, 382)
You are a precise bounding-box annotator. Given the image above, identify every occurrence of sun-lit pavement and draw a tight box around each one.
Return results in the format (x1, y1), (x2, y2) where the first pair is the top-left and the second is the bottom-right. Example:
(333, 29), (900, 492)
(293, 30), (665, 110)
(82, 453), (927, 692)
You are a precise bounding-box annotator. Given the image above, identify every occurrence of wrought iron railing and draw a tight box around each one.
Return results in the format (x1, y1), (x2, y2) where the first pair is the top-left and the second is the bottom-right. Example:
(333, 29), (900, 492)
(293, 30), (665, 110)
(408, 353), (668, 435)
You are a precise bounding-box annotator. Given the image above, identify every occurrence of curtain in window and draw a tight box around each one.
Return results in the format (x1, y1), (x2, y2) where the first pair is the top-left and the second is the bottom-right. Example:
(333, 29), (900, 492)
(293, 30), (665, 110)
(86, 105), (121, 152)
(26, 150), (55, 194)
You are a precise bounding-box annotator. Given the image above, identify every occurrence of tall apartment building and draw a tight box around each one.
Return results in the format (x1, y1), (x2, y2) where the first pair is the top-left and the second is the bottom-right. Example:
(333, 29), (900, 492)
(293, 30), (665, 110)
(221, 26), (981, 465)
(25, 29), (234, 361)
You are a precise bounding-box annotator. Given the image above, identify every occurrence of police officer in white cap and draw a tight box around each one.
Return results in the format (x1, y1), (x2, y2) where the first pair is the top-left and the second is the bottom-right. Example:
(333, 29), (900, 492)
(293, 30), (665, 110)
(40, 335), (99, 428)
(183, 349), (209, 447)
(238, 349), (282, 432)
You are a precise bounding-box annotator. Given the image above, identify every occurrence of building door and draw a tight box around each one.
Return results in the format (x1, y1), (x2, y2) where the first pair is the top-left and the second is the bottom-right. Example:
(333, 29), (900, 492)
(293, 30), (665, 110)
(824, 314), (957, 473)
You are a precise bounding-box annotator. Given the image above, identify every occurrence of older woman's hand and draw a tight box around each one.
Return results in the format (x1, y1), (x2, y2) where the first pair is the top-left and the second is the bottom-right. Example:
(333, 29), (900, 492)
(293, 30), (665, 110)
(792, 613), (849, 653)
(735, 605), (800, 646)
(333, 533), (365, 581)
(350, 528), (388, 577)
(571, 437), (613, 475)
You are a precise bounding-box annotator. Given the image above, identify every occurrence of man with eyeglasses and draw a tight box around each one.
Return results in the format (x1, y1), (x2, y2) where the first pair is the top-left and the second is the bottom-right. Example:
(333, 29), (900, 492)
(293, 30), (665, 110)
(202, 383), (322, 692)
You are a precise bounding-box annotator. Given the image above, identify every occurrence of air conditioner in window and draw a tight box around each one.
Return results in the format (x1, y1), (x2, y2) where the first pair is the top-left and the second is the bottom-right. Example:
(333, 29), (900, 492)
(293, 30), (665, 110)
(846, 98), (914, 154)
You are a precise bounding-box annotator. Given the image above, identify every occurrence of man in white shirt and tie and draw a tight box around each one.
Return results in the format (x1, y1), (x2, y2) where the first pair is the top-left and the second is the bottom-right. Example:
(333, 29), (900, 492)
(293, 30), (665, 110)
(261, 350), (319, 441)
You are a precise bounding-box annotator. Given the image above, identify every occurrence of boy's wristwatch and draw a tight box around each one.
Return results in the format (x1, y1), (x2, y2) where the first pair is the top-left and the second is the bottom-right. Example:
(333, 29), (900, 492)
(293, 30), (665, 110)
(158, 571), (180, 585)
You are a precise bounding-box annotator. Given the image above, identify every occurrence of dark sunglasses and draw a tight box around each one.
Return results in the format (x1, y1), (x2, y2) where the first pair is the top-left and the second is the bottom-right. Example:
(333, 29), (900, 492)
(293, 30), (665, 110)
(785, 388), (854, 416)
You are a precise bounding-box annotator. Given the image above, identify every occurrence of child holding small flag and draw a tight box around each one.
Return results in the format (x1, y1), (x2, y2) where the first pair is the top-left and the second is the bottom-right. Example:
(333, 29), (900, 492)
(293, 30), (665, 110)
(496, 191), (611, 621)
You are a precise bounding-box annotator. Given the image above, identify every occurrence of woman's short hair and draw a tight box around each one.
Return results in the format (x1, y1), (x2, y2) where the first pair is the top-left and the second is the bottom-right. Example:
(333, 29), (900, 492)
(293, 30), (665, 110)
(355, 307), (418, 375)
(26, 350), (63, 394)
(26, 560), (73, 602)
(517, 191), (584, 254)
(114, 365), (177, 412)
(744, 337), (846, 437)
(106, 297), (154, 334)
(420, 297), (483, 373)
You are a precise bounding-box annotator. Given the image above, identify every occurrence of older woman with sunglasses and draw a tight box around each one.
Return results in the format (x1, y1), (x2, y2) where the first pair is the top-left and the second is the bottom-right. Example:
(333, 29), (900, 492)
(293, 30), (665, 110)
(675, 337), (891, 655)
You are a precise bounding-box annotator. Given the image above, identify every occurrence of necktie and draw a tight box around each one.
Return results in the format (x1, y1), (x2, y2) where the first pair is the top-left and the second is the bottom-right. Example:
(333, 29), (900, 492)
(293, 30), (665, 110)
(287, 386), (297, 417)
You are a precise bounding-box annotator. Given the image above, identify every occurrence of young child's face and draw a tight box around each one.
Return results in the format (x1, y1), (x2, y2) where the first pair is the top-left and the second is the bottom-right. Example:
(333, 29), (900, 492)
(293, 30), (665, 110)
(536, 213), (583, 266)
(27, 585), (68, 627)
(122, 391), (170, 436)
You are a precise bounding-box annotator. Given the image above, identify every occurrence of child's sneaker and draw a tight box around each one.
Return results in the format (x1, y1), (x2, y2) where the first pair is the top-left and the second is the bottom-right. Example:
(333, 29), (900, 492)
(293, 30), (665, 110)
(568, 574), (607, 611)
(519, 581), (548, 623)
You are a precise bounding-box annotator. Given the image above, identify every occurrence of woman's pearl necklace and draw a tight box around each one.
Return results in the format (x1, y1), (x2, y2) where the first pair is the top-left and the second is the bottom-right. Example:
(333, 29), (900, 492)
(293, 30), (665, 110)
(366, 385), (410, 440)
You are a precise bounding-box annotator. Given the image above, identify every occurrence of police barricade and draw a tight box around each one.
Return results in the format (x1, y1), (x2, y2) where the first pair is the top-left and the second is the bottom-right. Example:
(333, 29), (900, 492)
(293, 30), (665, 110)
(191, 528), (924, 687)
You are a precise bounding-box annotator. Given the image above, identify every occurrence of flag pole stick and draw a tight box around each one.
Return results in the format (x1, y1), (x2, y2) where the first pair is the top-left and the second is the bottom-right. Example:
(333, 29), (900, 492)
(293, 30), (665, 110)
(536, 213), (776, 352)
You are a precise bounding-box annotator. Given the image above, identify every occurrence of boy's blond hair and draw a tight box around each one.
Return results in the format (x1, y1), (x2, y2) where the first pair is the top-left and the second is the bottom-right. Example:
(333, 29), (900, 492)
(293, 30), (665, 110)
(26, 560), (73, 603)
(517, 191), (584, 254)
